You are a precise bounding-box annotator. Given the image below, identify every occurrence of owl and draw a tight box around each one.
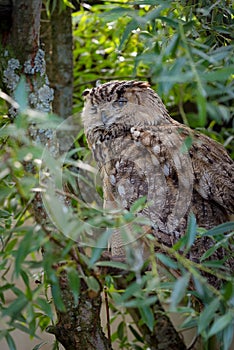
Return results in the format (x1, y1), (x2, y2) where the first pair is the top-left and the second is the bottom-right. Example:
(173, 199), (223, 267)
(81, 80), (234, 278)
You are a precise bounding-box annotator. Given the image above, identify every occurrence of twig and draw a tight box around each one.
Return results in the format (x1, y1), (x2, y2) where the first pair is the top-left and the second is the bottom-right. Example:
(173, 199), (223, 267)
(104, 286), (111, 344)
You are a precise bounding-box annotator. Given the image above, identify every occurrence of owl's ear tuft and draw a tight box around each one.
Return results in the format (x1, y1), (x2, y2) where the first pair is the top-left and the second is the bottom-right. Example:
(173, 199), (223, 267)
(135, 81), (150, 89)
(82, 89), (91, 98)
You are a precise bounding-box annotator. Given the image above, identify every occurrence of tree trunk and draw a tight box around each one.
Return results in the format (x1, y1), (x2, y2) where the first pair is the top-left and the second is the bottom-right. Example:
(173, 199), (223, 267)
(128, 301), (187, 350)
(47, 274), (112, 350)
(41, 3), (73, 118)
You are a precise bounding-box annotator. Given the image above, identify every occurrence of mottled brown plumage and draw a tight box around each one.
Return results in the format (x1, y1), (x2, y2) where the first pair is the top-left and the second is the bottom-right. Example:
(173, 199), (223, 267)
(82, 81), (233, 280)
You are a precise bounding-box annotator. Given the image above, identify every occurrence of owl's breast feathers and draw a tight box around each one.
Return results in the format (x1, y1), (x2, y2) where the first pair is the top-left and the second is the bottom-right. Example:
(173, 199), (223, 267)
(88, 118), (233, 217)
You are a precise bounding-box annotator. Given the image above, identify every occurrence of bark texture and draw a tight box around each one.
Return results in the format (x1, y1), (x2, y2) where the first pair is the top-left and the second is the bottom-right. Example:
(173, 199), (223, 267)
(47, 274), (112, 350)
(11, 0), (41, 57)
(128, 301), (187, 350)
(41, 3), (73, 118)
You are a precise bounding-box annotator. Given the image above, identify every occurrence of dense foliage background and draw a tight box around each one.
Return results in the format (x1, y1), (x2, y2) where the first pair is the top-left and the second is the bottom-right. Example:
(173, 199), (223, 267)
(0, 1), (233, 349)
(73, 0), (234, 154)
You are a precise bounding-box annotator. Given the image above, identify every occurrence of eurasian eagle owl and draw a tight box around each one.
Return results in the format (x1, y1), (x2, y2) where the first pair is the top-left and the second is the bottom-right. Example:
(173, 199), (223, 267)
(81, 80), (233, 269)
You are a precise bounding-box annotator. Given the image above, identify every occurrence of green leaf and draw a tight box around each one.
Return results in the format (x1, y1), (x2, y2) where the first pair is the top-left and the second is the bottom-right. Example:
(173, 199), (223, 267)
(20, 269), (30, 289)
(96, 260), (128, 270)
(100, 7), (133, 21)
(130, 196), (147, 213)
(170, 273), (190, 310)
(36, 298), (54, 320)
(67, 266), (80, 306)
(11, 321), (32, 335)
(208, 312), (233, 338)
(86, 276), (100, 293)
(202, 67), (234, 82)
(51, 283), (66, 312)
(200, 245), (218, 261)
(123, 295), (157, 308)
(32, 343), (48, 350)
(222, 323), (234, 350)
(139, 306), (154, 331)
(198, 298), (220, 335)
(5, 238), (18, 252)
(117, 321), (125, 340)
(132, 0), (171, 5)
(204, 222), (234, 237)
(157, 16), (179, 29)
(0, 209), (12, 218)
(5, 333), (16, 350)
(2, 296), (28, 319)
(14, 76), (28, 112)
(89, 247), (103, 267)
(14, 230), (32, 276)
(89, 229), (112, 266)
(156, 253), (178, 269)
(196, 92), (207, 127)
(119, 19), (139, 51)
(184, 213), (197, 250)
(180, 316), (198, 330)
(129, 324), (143, 343)
(121, 281), (143, 301)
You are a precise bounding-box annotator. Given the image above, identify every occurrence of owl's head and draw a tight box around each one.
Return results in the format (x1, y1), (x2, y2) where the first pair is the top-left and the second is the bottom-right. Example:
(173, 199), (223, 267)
(81, 80), (170, 134)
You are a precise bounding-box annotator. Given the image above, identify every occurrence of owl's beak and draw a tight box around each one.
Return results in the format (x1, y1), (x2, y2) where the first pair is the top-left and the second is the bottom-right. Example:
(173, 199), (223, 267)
(101, 111), (108, 125)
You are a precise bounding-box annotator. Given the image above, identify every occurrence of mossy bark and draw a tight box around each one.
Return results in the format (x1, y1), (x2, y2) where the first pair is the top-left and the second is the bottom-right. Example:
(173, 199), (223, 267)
(41, 3), (73, 118)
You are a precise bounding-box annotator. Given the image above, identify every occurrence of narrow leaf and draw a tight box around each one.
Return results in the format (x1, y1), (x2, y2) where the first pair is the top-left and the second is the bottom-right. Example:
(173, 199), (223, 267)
(32, 343), (48, 350)
(208, 313), (233, 338)
(67, 266), (80, 306)
(14, 76), (28, 112)
(139, 306), (154, 331)
(170, 273), (190, 310)
(51, 283), (66, 312)
(204, 222), (234, 237)
(223, 323), (234, 350)
(6, 333), (16, 350)
(117, 321), (124, 340)
(86, 276), (100, 293)
(198, 298), (220, 334)
(184, 213), (197, 251)
(156, 253), (178, 269)
(119, 19), (138, 51)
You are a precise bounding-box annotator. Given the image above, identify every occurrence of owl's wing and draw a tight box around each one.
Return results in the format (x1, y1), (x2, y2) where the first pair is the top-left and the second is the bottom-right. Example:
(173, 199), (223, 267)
(100, 123), (233, 258)
(187, 131), (234, 214)
(127, 123), (234, 215)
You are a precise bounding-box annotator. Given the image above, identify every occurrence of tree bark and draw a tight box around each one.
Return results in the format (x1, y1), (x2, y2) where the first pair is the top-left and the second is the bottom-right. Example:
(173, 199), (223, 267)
(41, 3), (73, 118)
(128, 301), (187, 350)
(47, 274), (112, 350)
(10, 0), (41, 62)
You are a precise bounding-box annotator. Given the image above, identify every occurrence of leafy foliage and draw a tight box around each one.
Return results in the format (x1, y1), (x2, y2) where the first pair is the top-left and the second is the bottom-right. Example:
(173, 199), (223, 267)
(73, 0), (234, 154)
